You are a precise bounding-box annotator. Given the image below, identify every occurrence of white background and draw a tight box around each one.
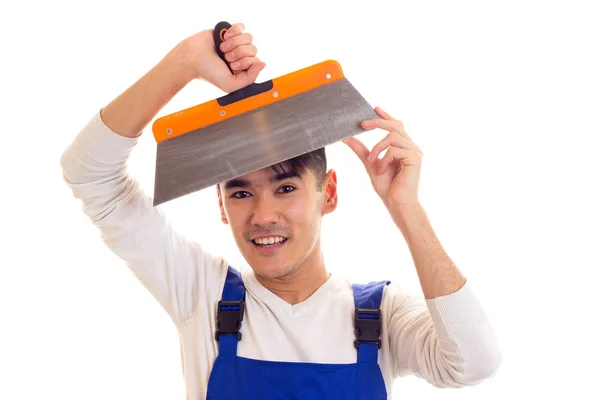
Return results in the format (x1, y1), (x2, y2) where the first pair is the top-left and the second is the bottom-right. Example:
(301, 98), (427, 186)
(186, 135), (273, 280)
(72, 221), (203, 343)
(1, 0), (599, 398)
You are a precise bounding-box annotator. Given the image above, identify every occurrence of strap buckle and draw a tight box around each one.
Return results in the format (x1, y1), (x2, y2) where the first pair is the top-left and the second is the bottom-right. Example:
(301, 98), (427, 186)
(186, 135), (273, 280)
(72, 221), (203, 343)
(215, 300), (245, 341)
(354, 308), (382, 349)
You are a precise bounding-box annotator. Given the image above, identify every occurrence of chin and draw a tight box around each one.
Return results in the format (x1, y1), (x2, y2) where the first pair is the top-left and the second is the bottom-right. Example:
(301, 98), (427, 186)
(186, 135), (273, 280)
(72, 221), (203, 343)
(237, 235), (313, 280)
(248, 258), (297, 280)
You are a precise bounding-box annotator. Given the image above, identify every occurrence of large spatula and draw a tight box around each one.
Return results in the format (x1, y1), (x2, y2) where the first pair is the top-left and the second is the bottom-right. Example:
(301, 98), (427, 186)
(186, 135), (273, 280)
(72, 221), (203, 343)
(152, 21), (377, 206)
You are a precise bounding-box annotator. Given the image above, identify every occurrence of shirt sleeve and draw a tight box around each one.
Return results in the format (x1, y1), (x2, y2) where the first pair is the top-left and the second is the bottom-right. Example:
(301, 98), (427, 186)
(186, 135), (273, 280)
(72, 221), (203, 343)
(386, 280), (502, 387)
(59, 111), (226, 325)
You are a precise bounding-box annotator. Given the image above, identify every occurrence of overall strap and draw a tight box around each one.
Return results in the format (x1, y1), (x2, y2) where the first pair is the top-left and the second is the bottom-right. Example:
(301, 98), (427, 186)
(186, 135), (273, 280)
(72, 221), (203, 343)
(215, 266), (246, 357)
(352, 280), (391, 363)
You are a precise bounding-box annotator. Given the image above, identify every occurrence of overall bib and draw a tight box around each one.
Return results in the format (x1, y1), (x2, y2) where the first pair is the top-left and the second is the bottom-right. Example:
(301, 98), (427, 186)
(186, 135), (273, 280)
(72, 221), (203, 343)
(206, 266), (390, 399)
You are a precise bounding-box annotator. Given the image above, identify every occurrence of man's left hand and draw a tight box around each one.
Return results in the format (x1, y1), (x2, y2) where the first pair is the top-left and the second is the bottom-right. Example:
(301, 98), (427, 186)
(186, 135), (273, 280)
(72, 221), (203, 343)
(344, 106), (423, 208)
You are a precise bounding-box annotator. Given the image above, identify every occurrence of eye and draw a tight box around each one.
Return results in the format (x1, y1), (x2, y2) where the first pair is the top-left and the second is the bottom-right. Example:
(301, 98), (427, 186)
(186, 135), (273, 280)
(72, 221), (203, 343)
(277, 185), (296, 194)
(231, 191), (252, 199)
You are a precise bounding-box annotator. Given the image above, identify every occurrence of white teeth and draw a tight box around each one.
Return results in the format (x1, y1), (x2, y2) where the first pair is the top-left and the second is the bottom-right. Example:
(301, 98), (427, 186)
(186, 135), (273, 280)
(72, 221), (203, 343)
(253, 236), (286, 245)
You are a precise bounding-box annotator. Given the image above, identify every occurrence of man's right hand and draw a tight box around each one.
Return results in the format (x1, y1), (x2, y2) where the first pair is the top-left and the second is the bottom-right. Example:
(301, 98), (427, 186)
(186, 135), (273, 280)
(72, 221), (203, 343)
(100, 22), (265, 138)
(182, 22), (266, 93)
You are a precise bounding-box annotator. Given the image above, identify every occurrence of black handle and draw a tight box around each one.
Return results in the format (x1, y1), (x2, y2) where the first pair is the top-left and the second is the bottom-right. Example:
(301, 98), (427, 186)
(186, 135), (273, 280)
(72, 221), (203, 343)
(214, 21), (235, 75)
(212, 21), (274, 105)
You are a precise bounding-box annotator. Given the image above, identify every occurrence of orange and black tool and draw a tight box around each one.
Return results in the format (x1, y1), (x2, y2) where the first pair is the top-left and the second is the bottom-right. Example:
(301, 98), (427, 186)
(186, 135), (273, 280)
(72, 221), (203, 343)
(151, 21), (377, 206)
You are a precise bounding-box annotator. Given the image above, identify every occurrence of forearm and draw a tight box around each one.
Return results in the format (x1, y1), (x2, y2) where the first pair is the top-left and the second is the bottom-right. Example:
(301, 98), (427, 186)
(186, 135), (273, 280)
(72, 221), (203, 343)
(101, 42), (193, 138)
(385, 203), (501, 386)
(59, 47), (202, 323)
(60, 41), (198, 316)
(388, 201), (466, 299)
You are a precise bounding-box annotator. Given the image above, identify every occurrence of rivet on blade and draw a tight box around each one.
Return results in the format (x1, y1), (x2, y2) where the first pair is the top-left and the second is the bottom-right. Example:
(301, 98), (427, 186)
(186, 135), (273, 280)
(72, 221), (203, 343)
(326, 73), (331, 79)
(272, 92), (279, 98)
(166, 128), (172, 135)
(220, 110), (226, 116)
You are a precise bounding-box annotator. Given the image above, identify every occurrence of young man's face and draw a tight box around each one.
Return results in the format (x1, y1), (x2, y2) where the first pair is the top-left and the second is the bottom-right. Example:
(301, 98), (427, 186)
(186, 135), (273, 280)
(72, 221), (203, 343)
(218, 165), (338, 280)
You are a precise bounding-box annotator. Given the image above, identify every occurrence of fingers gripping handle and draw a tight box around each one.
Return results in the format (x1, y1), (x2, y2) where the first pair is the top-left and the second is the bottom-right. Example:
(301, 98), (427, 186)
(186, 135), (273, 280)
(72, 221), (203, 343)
(214, 21), (236, 75)
(212, 21), (273, 105)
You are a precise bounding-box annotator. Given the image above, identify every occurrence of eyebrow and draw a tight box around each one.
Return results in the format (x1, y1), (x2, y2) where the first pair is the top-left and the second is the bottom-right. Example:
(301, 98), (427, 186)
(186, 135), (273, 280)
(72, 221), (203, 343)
(223, 171), (302, 190)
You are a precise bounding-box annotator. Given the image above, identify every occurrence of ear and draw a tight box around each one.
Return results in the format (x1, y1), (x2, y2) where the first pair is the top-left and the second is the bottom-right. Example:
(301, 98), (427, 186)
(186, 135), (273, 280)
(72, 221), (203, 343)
(217, 185), (229, 224)
(321, 169), (338, 215)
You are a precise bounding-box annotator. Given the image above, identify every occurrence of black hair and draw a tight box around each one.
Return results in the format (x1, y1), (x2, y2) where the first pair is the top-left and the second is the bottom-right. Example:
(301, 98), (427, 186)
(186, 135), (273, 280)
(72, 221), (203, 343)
(217, 147), (327, 193)
(269, 147), (327, 190)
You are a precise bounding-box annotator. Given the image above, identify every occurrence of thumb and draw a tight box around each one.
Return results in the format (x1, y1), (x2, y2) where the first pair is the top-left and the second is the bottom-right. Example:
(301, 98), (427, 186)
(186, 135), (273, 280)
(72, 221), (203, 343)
(226, 61), (266, 91)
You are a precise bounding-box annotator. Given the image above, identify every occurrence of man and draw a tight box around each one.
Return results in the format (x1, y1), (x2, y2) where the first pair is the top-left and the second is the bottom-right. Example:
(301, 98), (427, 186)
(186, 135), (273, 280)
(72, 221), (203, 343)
(60, 22), (501, 399)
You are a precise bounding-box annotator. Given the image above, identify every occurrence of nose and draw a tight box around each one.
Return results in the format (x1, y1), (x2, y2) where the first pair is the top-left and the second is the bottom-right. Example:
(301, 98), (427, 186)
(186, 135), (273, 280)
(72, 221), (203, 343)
(249, 195), (280, 227)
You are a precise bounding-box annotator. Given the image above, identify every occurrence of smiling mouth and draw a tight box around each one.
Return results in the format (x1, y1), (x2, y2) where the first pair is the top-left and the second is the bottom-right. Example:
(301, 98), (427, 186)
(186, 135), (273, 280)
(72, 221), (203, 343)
(251, 236), (288, 248)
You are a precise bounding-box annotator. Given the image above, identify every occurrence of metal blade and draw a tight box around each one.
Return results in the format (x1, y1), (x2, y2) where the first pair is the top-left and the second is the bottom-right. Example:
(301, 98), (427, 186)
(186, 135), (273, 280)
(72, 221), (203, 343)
(153, 78), (377, 206)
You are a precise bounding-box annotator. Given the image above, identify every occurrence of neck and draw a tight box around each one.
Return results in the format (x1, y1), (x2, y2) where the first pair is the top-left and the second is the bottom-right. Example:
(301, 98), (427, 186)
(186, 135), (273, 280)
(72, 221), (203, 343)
(254, 242), (331, 305)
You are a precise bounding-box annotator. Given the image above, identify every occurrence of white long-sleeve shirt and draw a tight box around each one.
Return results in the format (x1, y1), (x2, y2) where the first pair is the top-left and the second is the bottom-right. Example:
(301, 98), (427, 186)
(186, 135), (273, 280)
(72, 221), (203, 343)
(60, 111), (501, 399)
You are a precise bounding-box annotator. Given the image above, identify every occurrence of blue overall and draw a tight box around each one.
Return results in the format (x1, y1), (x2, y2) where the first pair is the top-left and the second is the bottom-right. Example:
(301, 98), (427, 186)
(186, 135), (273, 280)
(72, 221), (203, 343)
(206, 266), (391, 399)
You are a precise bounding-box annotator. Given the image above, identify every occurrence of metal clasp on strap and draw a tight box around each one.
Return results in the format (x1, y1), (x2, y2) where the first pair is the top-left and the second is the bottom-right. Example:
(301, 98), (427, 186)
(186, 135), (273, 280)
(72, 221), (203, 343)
(354, 308), (382, 349)
(215, 300), (245, 341)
